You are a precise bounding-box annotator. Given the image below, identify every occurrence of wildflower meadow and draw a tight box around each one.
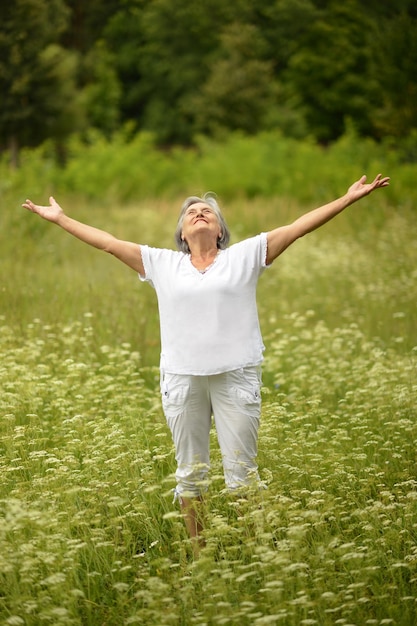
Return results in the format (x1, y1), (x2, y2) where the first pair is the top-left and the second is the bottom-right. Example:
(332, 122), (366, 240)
(1, 144), (416, 624)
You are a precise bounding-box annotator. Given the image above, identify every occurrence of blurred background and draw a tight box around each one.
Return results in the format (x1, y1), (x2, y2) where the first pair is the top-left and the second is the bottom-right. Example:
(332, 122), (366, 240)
(1, 0), (416, 168)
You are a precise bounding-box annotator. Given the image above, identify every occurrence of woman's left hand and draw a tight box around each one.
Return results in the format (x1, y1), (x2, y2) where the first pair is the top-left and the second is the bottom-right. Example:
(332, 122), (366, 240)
(347, 173), (390, 202)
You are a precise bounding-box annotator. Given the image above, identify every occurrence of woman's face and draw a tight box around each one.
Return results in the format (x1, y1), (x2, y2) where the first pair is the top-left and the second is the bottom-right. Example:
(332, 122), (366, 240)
(181, 202), (222, 244)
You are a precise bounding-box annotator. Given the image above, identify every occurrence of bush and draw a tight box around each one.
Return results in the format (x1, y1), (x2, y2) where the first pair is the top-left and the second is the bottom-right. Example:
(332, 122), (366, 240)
(1, 130), (412, 208)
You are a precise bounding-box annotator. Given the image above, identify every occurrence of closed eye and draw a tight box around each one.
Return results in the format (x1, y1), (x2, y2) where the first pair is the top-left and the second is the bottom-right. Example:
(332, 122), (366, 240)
(186, 207), (213, 216)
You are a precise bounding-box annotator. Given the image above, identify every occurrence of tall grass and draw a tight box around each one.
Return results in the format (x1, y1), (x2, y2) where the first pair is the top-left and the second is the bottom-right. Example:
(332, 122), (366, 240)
(0, 135), (416, 624)
(1, 317), (415, 624)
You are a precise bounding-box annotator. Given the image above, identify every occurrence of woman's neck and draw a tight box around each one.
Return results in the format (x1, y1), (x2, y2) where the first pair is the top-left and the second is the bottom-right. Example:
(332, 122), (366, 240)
(189, 247), (220, 272)
(189, 246), (218, 261)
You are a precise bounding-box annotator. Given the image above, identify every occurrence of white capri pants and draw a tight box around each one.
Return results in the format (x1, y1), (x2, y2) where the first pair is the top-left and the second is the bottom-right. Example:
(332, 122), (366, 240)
(161, 366), (262, 499)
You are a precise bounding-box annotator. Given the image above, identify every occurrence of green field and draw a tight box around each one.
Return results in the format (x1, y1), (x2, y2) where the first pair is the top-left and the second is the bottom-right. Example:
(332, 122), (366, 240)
(1, 143), (417, 624)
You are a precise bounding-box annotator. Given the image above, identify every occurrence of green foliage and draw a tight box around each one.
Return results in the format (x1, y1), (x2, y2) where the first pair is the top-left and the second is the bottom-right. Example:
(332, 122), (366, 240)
(80, 41), (122, 136)
(258, 0), (319, 68)
(370, 11), (417, 138)
(36, 45), (83, 141)
(64, 0), (122, 52)
(189, 23), (277, 137)
(0, 0), (73, 160)
(1, 130), (414, 209)
(285, 0), (377, 141)
(2, 0), (417, 153)
(97, 0), (417, 144)
(108, 0), (239, 143)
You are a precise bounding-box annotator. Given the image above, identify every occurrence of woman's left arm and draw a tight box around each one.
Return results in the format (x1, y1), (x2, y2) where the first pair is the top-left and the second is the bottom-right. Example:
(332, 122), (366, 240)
(266, 173), (390, 264)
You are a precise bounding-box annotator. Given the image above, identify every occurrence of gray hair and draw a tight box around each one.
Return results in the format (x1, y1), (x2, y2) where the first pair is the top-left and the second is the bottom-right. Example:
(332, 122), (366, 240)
(174, 192), (231, 253)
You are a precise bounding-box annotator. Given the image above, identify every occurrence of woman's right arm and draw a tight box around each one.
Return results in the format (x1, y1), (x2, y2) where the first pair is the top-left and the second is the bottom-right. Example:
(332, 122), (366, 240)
(22, 196), (145, 275)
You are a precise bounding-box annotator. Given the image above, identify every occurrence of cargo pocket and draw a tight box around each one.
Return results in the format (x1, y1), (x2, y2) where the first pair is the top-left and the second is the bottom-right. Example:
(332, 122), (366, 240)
(227, 367), (262, 416)
(161, 373), (190, 419)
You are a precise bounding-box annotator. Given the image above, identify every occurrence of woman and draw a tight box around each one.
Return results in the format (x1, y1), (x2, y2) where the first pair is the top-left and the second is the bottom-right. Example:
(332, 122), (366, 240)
(23, 173), (389, 554)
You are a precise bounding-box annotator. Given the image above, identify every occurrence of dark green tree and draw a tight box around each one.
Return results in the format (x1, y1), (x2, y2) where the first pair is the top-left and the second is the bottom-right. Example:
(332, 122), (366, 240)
(104, 0), (246, 143)
(2, 0), (415, 154)
(283, 0), (378, 141)
(102, 0), (148, 132)
(63, 0), (122, 52)
(370, 10), (417, 138)
(235, 0), (319, 137)
(0, 0), (78, 165)
(80, 41), (122, 136)
(252, 0), (319, 70)
(190, 23), (278, 137)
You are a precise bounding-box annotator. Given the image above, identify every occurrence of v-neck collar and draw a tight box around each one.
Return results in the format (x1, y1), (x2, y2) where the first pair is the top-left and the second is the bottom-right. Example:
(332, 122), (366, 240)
(188, 250), (222, 276)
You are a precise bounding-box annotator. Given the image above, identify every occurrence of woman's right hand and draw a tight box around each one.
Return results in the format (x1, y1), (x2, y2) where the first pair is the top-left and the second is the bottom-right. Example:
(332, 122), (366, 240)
(22, 196), (64, 223)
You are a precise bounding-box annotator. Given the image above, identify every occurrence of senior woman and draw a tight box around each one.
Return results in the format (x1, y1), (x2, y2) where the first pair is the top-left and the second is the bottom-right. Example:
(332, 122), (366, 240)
(23, 173), (389, 554)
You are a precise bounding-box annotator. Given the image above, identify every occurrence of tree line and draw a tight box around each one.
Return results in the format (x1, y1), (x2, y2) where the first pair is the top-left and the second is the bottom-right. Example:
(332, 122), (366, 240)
(1, 0), (416, 166)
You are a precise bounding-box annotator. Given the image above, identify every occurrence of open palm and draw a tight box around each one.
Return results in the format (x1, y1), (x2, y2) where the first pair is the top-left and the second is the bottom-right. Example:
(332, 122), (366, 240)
(347, 174), (390, 202)
(22, 196), (63, 223)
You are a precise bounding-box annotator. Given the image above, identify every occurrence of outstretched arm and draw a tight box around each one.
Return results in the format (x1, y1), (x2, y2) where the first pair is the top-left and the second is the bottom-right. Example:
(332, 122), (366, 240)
(266, 174), (390, 264)
(22, 196), (144, 275)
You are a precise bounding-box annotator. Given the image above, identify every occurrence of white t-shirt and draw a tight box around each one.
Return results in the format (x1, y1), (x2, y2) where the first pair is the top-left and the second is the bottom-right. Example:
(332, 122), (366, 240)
(139, 233), (269, 375)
